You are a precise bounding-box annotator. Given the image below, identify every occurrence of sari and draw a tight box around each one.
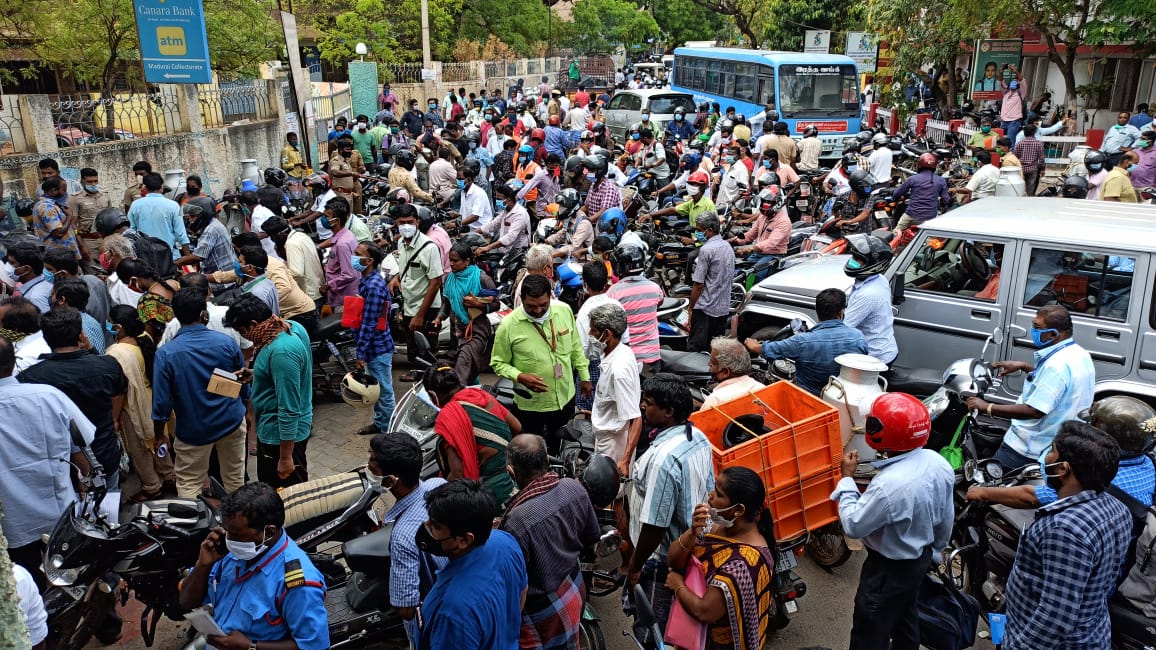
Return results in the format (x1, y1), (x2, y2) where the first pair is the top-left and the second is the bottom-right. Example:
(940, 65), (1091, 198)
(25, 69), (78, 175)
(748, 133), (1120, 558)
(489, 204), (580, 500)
(433, 387), (516, 509)
(692, 534), (776, 650)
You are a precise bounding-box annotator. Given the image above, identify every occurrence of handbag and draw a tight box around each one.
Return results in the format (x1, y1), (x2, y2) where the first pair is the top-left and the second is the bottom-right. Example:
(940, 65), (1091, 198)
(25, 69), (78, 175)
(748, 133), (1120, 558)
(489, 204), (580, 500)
(341, 295), (388, 331)
(665, 556), (708, 650)
(917, 565), (980, 650)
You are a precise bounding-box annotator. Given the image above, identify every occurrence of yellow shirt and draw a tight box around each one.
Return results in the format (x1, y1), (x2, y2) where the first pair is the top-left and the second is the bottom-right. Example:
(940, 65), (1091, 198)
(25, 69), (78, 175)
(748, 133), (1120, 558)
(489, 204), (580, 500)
(281, 144), (306, 176)
(1101, 167), (1138, 202)
(387, 165), (433, 203)
(210, 257), (316, 318)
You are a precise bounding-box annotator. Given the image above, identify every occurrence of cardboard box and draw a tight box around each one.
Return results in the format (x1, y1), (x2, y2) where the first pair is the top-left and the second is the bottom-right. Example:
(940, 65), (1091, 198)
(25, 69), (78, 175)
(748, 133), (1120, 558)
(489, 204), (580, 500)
(207, 368), (242, 398)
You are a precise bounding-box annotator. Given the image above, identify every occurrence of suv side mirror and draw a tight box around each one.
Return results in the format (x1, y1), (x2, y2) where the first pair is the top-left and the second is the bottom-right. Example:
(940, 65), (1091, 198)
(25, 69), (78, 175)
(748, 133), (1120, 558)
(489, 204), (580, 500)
(890, 275), (906, 306)
(991, 327), (1005, 345)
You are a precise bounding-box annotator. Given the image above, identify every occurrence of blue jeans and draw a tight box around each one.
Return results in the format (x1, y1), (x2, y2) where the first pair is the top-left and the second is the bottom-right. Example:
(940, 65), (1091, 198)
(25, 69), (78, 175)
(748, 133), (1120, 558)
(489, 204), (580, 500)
(745, 253), (780, 283)
(366, 353), (396, 430)
(1001, 119), (1023, 143)
(993, 442), (1035, 473)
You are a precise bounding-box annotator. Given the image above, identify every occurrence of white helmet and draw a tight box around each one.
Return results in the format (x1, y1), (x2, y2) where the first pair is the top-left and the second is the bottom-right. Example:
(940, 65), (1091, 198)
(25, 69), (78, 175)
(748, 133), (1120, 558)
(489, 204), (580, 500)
(341, 372), (381, 409)
(871, 132), (889, 147)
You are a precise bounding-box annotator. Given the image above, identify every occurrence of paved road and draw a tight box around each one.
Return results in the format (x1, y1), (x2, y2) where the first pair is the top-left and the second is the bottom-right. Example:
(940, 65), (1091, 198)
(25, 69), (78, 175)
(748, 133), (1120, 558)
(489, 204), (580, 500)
(106, 369), (994, 650)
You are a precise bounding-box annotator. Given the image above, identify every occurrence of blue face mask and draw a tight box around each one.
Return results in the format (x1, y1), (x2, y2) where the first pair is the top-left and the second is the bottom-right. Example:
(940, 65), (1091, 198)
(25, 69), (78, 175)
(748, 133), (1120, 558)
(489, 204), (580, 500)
(320, 215), (332, 230)
(233, 261), (247, 280)
(43, 269), (55, 284)
(1030, 326), (1058, 348)
(585, 173), (596, 182)
(725, 155), (736, 164)
(84, 184), (100, 193)
(631, 133), (640, 141)
(456, 180), (466, 189)
(350, 254), (367, 273)
(675, 114), (684, 121)
(762, 160), (772, 168)
(495, 199), (506, 211)
(105, 320), (117, 334)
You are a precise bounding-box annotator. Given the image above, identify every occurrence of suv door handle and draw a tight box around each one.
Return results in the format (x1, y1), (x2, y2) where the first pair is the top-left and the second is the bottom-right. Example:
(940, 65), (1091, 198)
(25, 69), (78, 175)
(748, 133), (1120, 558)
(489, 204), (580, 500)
(970, 309), (992, 319)
(1097, 329), (1121, 340)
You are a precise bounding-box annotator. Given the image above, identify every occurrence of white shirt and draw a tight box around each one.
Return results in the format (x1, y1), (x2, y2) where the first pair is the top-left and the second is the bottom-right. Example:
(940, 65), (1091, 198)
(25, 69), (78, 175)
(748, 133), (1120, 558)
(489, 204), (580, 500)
(699, 375), (766, 411)
(966, 164), (1002, 199)
(14, 564), (47, 645)
(310, 189), (337, 240)
(460, 183), (493, 230)
(249, 204), (279, 258)
(753, 133), (777, 156)
(159, 304), (253, 350)
(716, 162), (750, 208)
(487, 133), (508, 157)
(559, 96), (571, 114)
(566, 106), (588, 131)
(867, 147), (894, 183)
(107, 272), (143, 308)
(519, 114), (537, 130)
(576, 293), (629, 352)
(13, 331), (50, 373)
(591, 341), (642, 434)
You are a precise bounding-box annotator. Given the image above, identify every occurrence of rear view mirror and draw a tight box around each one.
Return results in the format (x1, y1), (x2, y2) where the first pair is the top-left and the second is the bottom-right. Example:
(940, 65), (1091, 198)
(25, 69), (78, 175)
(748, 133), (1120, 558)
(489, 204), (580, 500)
(69, 420), (86, 448)
(890, 275), (906, 306)
(991, 327), (1005, 345)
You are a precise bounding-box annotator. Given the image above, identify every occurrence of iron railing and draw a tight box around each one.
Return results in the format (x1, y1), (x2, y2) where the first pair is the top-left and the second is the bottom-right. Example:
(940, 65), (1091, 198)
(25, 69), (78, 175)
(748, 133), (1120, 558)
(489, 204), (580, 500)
(382, 63), (425, 85)
(442, 62), (474, 84)
(199, 81), (273, 128)
(0, 102), (27, 154)
(49, 90), (182, 146)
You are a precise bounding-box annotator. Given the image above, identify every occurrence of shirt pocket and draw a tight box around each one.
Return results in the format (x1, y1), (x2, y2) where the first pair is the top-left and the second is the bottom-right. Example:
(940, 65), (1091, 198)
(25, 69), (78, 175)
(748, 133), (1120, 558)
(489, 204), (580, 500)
(241, 589), (287, 630)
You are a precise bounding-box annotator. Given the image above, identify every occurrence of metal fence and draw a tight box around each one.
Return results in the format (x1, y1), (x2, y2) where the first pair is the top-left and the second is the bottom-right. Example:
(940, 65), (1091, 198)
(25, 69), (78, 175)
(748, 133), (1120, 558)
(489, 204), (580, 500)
(199, 81), (273, 128)
(49, 90), (183, 146)
(382, 63), (425, 85)
(442, 62), (475, 84)
(0, 101), (27, 155)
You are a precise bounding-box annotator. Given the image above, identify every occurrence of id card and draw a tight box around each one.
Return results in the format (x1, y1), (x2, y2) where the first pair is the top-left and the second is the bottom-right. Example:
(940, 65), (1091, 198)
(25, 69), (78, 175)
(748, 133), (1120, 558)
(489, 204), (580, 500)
(554, 363), (564, 379)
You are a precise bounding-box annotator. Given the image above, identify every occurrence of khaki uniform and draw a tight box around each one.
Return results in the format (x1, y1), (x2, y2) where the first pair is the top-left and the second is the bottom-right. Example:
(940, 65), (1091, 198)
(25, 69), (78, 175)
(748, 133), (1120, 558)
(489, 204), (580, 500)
(328, 151), (361, 214)
(387, 165), (433, 203)
(123, 183), (143, 211)
(71, 190), (113, 259)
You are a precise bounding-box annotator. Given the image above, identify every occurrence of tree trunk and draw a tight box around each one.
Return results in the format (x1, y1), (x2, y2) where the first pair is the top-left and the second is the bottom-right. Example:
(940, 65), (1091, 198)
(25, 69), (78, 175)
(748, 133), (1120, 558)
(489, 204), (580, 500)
(0, 500), (35, 648)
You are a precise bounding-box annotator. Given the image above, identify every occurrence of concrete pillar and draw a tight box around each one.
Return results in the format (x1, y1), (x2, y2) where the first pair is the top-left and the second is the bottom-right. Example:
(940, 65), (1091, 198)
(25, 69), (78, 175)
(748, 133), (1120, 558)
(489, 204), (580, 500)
(175, 84), (204, 133)
(347, 60), (379, 121)
(19, 95), (60, 154)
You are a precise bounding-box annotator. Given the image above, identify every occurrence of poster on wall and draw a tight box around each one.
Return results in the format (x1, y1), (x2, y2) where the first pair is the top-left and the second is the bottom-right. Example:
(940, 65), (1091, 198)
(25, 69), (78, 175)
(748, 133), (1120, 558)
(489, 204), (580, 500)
(970, 39), (1022, 100)
(804, 30), (831, 54)
(845, 32), (878, 73)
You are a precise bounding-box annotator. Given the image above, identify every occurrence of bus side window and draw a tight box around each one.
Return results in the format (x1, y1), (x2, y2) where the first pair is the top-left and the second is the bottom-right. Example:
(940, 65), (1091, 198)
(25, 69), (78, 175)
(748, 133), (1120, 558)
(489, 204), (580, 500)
(758, 74), (775, 107)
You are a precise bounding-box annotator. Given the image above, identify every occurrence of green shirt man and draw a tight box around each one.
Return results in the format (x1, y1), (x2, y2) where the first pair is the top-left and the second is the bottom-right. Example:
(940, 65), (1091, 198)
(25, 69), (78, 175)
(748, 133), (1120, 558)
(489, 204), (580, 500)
(568, 59), (581, 82)
(675, 193), (717, 228)
(491, 293), (590, 414)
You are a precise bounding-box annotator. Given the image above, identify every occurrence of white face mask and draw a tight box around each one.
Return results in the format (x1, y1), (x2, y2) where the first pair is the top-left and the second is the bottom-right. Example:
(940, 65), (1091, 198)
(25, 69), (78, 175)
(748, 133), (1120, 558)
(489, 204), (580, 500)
(689, 185), (704, 197)
(708, 504), (740, 529)
(527, 309), (551, 325)
(226, 531), (270, 560)
(398, 224), (418, 239)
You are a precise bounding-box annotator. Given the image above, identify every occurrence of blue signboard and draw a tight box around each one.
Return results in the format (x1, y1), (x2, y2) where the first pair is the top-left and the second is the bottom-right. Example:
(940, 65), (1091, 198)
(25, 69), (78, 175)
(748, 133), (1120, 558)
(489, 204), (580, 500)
(133, 0), (213, 84)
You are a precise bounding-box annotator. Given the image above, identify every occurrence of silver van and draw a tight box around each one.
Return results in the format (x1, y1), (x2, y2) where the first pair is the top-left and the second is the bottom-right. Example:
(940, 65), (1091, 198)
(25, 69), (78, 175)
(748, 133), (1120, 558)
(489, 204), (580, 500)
(737, 198), (1156, 405)
(601, 89), (696, 142)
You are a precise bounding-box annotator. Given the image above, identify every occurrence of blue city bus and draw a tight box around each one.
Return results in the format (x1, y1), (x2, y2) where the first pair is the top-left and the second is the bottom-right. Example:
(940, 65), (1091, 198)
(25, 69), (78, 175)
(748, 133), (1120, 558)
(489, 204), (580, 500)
(671, 47), (861, 158)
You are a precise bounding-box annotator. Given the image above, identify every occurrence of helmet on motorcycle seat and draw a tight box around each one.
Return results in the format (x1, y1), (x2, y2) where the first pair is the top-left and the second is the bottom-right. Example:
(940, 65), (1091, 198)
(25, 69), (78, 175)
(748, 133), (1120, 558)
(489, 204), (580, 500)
(304, 172), (331, 192)
(1084, 149), (1107, 171)
(564, 155), (586, 176)
(460, 158), (481, 179)
(1080, 396), (1156, 454)
(865, 393), (931, 454)
(680, 152), (703, 170)
(394, 150), (417, 170)
(592, 121), (606, 134)
(802, 126), (818, 138)
(548, 115), (561, 127)
(723, 414), (770, 449)
(687, 170), (710, 186)
(581, 453), (621, 509)
(530, 128), (546, 142)
(844, 233), (894, 278)
(1061, 175), (1089, 199)
(459, 232), (486, 249)
(583, 155), (608, 177)
(848, 168), (875, 197)
(871, 132), (889, 147)
(941, 358), (994, 400)
(263, 167), (288, 188)
(613, 242), (647, 276)
(341, 372), (381, 408)
(598, 207), (627, 239)
(758, 185), (785, 214)
(95, 207), (130, 236)
(554, 188), (581, 217)
(387, 142), (410, 157)
(917, 152), (938, 172)
(757, 172), (781, 189)
(14, 198), (36, 218)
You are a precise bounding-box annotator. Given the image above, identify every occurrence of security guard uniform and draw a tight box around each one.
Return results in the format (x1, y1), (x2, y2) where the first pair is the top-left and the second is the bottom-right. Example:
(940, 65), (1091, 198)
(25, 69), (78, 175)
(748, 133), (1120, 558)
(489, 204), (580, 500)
(70, 189), (113, 260)
(204, 532), (329, 650)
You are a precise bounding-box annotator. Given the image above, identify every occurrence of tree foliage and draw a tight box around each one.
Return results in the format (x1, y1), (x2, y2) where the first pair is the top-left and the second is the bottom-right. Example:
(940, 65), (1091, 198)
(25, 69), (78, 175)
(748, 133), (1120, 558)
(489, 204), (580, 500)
(457, 0), (552, 57)
(651, 0), (727, 49)
(571, 0), (660, 54)
(757, 0), (865, 51)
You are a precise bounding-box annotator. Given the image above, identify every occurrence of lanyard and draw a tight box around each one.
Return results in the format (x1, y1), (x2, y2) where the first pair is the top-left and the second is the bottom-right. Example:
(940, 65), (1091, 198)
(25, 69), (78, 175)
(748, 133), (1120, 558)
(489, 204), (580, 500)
(1029, 339), (1074, 382)
(531, 317), (557, 354)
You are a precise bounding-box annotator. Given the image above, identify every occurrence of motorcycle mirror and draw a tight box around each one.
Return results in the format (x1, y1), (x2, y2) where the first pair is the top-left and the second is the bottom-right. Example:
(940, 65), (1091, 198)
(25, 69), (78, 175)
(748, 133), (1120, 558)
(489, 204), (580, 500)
(68, 419), (87, 449)
(991, 327), (1005, 346)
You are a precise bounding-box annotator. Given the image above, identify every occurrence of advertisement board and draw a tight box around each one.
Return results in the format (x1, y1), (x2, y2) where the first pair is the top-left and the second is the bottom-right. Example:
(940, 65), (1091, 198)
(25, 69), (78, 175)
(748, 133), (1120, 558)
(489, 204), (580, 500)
(970, 39), (1022, 100)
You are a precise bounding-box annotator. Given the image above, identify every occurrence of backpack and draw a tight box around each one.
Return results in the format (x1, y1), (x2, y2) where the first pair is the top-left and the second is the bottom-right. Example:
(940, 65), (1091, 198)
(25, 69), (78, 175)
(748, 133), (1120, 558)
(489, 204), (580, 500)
(127, 231), (179, 280)
(1108, 453), (1156, 614)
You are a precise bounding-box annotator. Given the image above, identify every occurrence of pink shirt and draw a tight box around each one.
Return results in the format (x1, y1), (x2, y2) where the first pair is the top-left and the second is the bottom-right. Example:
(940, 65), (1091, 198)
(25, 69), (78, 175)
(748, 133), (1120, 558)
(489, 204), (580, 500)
(427, 224), (452, 279)
(1000, 85), (1025, 121)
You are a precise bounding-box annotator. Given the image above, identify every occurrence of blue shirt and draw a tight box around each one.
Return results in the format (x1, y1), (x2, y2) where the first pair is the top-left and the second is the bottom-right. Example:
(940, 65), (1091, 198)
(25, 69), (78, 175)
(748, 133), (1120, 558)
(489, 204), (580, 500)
(1004, 340), (1095, 459)
(419, 529), (527, 650)
(1129, 114), (1151, 129)
(1035, 454), (1155, 506)
(80, 312), (106, 354)
(127, 194), (189, 259)
(152, 324), (248, 445)
(19, 275), (52, 313)
(844, 274), (898, 364)
(385, 478), (447, 645)
(629, 424), (715, 562)
(1004, 490), (1132, 650)
(759, 319), (868, 395)
(0, 377), (95, 547)
(200, 533), (329, 650)
(665, 119), (697, 141)
(1102, 123), (1141, 154)
(891, 170), (950, 222)
(831, 448), (955, 560)
(355, 271), (394, 362)
(543, 126), (569, 158)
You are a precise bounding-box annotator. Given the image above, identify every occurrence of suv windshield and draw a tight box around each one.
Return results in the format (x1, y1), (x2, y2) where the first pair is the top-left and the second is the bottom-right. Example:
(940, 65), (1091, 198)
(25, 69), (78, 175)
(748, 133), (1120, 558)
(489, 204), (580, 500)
(778, 64), (859, 118)
(646, 94), (696, 114)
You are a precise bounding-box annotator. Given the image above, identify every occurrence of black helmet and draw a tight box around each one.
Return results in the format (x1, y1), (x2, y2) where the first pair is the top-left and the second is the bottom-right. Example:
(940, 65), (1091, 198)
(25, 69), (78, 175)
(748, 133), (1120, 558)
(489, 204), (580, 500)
(395, 150), (416, 170)
(563, 155), (585, 176)
(1085, 149), (1107, 171)
(772, 121), (789, 135)
(1080, 396), (1156, 454)
(844, 233), (894, 278)
(673, 107), (686, 117)
(583, 155), (608, 177)
(553, 188), (581, 218)
(591, 121), (606, 134)
(765, 109), (780, 122)
(415, 205), (435, 233)
(722, 414), (769, 449)
(13, 198), (35, 218)
(580, 453), (621, 509)
(855, 131), (874, 147)
(460, 158), (481, 179)
(848, 168), (875, 197)
(387, 142), (409, 157)
(613, 242), (647, 276)
(263, 168), (288, 188)
(1061, 175), (1089, 199)
(460, 232), (486, 249)
(757, 172), (781, 189)
(95, 207), (129, 236)
(735, 113), (746, 124)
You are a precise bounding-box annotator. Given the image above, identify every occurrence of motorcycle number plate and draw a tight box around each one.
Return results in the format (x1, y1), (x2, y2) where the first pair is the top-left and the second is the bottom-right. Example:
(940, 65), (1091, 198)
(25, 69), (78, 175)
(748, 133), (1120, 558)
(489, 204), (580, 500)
(785, 599), (799, 615)
(65, 584), (87, 600)
(796, 200), (808, 209)
(874, 210), (889, 220)
(777, 550), (798, 570)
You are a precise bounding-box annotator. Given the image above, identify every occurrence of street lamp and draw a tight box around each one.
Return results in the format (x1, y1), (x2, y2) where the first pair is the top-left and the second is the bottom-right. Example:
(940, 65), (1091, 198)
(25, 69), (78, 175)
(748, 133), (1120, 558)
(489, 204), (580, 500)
(355, 42), (368, 61)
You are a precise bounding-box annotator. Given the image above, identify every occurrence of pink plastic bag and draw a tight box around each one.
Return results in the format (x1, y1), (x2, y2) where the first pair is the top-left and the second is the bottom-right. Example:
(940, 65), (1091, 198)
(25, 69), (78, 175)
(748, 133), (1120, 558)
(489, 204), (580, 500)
(665, 555), (708, 650)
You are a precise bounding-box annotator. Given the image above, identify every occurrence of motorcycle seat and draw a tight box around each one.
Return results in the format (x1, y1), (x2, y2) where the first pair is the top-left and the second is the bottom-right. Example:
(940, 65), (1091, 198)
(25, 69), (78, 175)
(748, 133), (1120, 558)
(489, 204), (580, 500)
(127, 498), (213, 529)
(871, 229), (895, 243)
(1109, 595), (1156, 643)
(343, 525), (394, 575)
(658, 297), (684, 311)
(282, 471), (366, 530)
(659, 349), (711, 375)
(316, 312), (345, 340)
(882, 366), (943, 398)
(904, 143), (931, 155)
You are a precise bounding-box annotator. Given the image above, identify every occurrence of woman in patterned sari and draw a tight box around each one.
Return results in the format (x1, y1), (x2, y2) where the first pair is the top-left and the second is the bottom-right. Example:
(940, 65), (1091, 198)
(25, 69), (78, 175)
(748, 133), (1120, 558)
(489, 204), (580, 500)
(665, 466), (777, 650)
(423, 366), (521, 512)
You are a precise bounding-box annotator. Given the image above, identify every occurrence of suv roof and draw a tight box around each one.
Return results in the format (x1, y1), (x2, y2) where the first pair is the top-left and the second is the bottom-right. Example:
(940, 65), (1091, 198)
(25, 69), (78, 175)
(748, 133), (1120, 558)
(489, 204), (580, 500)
(615, 89), (693, 99)
(929, 198), (1156, 253)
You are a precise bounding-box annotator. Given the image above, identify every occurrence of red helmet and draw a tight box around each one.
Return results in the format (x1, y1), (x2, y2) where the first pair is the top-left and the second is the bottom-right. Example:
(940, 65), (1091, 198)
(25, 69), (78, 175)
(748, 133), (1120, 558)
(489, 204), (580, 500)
(531, 128), (546, 142)
(548, 115), (561, 127)
(865, 393), (930, 454)
(687, 171), (710, 186)
(917, 153), (938, 172)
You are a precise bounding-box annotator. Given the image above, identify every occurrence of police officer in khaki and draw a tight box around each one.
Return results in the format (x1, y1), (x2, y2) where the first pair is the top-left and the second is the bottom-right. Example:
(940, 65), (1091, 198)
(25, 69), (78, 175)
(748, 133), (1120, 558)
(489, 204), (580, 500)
(329, 136), (362, 215)
(71, 167), (112, 262)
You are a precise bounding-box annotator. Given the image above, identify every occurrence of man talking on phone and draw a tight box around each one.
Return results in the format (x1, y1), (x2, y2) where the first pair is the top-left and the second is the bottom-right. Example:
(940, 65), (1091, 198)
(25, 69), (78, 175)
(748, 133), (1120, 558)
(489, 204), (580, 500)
(180, 482), (330, 650)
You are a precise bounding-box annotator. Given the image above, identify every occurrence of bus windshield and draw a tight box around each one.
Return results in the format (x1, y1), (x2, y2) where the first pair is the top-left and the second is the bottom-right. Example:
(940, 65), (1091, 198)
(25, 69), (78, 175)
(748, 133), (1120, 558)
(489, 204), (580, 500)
(778, 64), (859, 118)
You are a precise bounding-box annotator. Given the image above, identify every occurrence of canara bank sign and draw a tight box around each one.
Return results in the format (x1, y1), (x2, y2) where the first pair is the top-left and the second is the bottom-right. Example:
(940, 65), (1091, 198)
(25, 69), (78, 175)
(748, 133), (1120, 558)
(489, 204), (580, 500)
(137, 4), (199, 16)
(133, 0), (213, 83)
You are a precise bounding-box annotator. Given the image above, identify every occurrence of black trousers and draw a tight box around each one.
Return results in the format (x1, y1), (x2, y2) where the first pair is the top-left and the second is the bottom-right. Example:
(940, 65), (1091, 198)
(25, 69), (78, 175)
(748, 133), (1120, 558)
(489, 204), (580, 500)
(395, 312), (439, 367)
(1023, 169), (1040, 196)
(257, 437), (310, 489)
(849, 547), (934, 650)
(511, 399), (575, 453)
(688, 309), (728, 352)
(290, 309), (320, 341)
(9, 540), (46, 591)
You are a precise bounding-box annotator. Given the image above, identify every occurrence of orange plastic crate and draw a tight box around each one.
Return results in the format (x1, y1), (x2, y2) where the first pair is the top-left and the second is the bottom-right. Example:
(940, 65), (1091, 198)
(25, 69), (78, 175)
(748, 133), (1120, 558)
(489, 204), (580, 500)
(767, 469), (842, 541)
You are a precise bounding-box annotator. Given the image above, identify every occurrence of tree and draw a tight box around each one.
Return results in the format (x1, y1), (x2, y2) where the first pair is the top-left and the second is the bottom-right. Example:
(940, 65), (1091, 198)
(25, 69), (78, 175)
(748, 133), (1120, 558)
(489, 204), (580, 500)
(314, 0), (403, 66)
(457, 0), (550, 57)
(681, 0), (767, 45)
(310, 0), (462, 64)
(571, 0), (660, 54)
(757, 0), (865, 52)
(651, 0), (727, 49)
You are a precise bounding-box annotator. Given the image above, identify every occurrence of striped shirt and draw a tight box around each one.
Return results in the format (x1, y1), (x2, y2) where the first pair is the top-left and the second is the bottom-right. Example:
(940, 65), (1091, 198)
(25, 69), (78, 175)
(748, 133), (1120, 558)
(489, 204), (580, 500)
(607, 275), (663, 364)
(629, 423), (715, 562)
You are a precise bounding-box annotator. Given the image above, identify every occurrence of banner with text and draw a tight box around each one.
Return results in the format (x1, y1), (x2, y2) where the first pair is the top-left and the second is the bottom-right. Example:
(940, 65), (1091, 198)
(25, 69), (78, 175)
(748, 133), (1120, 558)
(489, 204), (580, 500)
(845, 32), (878, 73)
(133, 0), (212, 84)
(970, 39), (1022, 101)
(804, 30), (831, 54)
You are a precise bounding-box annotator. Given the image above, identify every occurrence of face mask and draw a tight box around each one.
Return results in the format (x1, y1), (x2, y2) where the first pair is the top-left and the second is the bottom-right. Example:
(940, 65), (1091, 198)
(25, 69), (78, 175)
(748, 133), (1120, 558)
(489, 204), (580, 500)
(233, 261), (247, 280)
(495, 199), (507, 211)
(84, 184), (99, 193)
(981, 126), (991, 133)
(585, 173), (596, 182)
(631, 133), (640, 141)
(390, 127), (399, 134)
(415, 524), (453, 557)
(1030, 326), (1058, 348)
(411, 105), (419, 112)
(1088, 163), (1103, 172)
(641, 113), (650, 120)
(456, 180), (466, 189)
(105, 321), (117, 335)
(320, 215), (333, 230)
(226, 532), (270, 561)
(99, 252), (112, 272)
(365, 471), (394, 490)
(1141, 141), (1152, 149)
(429, 104), (438, 111)
(708, 503), (740, 529)
(724, 155), (736, 164)
(527, 309), (551, 325)
(357, 122), (367, 130)
(399, 223), (418, 239)
(689, 185), (704, 197)
(1037, 448), (1067, 490)
(187, 187), (201, 195)
(351, 254), (367, 273)
(675, 114), (684, 121)
(762, 160), (772, 168)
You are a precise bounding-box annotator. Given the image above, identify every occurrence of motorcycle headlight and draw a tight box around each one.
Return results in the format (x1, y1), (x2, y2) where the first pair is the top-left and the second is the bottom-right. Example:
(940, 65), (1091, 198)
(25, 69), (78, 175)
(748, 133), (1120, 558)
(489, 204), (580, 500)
(47, 565), (80, 587)
(50, 553), (65, 569)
